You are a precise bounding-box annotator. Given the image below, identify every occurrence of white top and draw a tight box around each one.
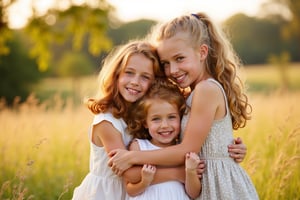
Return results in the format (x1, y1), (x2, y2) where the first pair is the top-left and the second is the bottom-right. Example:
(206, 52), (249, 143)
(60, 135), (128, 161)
(72, 112), (132, 200)
(127, 139), (191, 200)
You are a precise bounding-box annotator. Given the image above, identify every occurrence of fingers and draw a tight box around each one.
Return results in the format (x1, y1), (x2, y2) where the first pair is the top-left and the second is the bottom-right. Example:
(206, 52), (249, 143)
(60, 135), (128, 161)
(234, 137), (242, 144)
(142, 164), (156, 173)
(107, 150), (117, 167)
(196, 160), (205, 179)
(111, 162), (125, 176)
(107, 150), (116, 157)
(108, 158), (113, 167)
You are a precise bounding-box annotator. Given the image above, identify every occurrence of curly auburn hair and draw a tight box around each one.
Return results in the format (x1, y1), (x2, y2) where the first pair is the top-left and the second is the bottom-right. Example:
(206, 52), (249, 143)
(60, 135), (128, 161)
(127, 78), (187, 141)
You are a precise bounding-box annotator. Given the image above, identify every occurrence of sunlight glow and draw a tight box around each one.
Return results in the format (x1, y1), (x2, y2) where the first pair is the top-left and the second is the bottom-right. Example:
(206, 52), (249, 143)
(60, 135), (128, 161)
(8, 0), (266, 29)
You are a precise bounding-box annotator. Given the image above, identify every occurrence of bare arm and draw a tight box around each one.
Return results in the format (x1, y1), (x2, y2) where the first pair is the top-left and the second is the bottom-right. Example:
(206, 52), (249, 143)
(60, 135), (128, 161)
(93, 120), (127, 152)
(125, 164), (156, 197)
(109, 82), (217, 174)
(185, 152), (202, 199)
(123, 140), (185, 196)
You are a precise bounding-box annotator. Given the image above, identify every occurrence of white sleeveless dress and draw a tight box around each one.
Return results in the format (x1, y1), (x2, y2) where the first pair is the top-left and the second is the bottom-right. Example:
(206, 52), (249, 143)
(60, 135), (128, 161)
(72, 112), (132, 200)
(127, 139), (191, 200)
(181, 78), (259, 200)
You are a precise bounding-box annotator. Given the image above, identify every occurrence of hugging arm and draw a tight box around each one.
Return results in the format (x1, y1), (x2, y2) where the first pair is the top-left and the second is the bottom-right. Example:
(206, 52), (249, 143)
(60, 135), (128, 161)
(123, 140), (186, 197)
(228, 137), (247, 163)
(108, 84), (217, 173)
(185, 152), (202, 199)
(109, 84), (247, 174)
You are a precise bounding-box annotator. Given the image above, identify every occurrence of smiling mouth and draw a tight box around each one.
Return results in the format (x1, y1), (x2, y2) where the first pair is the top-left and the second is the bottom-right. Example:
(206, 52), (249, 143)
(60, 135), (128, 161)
(159, 131), (172, 136)
(126, 87), (140, 95)
(173, 74), (185, 83)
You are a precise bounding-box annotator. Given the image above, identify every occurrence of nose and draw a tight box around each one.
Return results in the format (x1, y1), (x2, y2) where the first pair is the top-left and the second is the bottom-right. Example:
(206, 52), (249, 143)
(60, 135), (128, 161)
(130, 75), (140, 85)
(161, 118), (169, 128)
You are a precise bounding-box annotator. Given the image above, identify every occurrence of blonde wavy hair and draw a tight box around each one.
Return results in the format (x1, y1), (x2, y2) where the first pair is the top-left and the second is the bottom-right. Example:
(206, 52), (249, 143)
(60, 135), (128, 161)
(86, 40), (164, 120)
(148, 12), (252, 130)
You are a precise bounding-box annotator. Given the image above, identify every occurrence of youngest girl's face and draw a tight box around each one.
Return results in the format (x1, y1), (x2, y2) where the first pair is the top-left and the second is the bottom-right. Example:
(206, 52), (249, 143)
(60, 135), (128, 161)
(145, 99), (181, 148)
(118, 54), (155, 103)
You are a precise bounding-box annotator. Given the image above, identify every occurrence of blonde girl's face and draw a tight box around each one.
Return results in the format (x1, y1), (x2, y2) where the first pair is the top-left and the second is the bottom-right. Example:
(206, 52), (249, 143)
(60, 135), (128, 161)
(118, 54), (155, 103)
(144, 99), (181, 148)
(157, 32), (206, 89)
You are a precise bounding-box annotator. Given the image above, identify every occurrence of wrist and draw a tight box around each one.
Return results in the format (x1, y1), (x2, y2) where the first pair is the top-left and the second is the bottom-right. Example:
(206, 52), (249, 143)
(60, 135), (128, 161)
(130, 150), (142, 165)
(185, 168), (197, 174)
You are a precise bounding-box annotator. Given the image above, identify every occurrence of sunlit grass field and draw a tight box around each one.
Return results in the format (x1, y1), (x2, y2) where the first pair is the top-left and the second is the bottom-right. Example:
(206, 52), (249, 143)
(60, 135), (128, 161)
(1, 64), (300, 199)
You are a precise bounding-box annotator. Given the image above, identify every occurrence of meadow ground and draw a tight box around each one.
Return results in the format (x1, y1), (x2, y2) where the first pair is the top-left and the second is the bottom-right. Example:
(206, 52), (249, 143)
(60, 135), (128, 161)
(0, 64), (299, 199)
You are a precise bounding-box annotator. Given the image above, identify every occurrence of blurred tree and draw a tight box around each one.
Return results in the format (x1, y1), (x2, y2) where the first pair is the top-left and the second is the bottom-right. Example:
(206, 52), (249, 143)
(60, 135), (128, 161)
(1, 0), (114, 71)
(57, 52), (94, 78)
(57, 51), (94, 104)
(259, 0), (299, 89)
(268, 51), (291, 91)
(224, 13), (283, 64)
(260, 0), (300, 41)
(0, 31), (40, 105)
(108, 19), (157, 45)
(0, 0), (15, 55)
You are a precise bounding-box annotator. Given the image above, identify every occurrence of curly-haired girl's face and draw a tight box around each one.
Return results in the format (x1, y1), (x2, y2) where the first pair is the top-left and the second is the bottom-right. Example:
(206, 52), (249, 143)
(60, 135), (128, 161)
(144, 99), (181, 148)
(118, 54), (155, 103)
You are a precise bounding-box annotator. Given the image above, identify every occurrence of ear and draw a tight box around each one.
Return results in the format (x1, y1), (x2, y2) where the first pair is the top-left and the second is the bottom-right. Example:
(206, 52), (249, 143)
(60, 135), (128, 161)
(199, 44), (208, 60)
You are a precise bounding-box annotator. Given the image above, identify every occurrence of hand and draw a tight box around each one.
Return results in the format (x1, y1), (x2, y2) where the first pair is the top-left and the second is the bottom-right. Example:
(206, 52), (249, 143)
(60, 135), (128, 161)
(197, 159), (205, 179)
(186, 152), (205, 179)
(228, 137), (247, 163)
(141, 164), (156, 185)
(185, 152), (200, 170)
(108, 149), (133, 176)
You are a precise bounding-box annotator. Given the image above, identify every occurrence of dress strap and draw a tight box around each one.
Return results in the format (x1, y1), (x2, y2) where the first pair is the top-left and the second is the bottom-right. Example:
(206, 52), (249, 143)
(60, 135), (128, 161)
(206, 78), (229, 115)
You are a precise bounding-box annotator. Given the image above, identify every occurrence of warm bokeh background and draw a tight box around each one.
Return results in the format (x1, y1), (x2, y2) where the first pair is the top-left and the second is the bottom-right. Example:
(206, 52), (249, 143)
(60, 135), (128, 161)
(1, 0), (300, 199)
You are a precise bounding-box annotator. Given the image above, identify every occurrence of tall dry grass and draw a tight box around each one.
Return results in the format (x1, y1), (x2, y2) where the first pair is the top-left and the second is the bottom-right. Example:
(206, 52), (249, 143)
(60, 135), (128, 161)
(0, 90), (300, 199)
(237, 91), (300, 199)
(0, 94), (92, 200)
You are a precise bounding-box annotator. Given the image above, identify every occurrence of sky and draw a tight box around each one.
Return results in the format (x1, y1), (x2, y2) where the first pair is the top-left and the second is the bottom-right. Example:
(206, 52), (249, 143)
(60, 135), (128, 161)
(8, 0), (266, 29)
(108, 0), (266, 23)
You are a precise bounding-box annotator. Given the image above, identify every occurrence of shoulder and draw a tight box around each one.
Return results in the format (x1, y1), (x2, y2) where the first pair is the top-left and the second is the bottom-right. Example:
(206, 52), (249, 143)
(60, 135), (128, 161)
(93, 112), (126, 134)
(128, 139), (141, 151)
(193, 79), (220, 99)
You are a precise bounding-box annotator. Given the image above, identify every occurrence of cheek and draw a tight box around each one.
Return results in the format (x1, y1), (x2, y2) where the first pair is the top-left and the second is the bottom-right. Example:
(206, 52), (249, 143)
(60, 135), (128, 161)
(148, 123), (158, 135)
(141, 80), (152, 92)
(117, 78), (123, 91)
(173, 121), (181, 131)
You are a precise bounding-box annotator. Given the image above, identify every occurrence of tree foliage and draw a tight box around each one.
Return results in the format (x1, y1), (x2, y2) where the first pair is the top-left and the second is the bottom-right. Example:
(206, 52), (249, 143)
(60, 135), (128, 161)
(0, 32), (40, 105)
(26, 0), (112, 71)
(260, 0), (300, 36)
(57, 52), (94, 77)
(224, 12), (299, 64)
(0, 0), (115, 104)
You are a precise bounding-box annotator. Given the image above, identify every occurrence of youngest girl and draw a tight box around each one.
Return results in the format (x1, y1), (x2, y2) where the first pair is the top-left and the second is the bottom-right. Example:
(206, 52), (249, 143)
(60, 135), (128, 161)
(124, 78), (201, 199)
